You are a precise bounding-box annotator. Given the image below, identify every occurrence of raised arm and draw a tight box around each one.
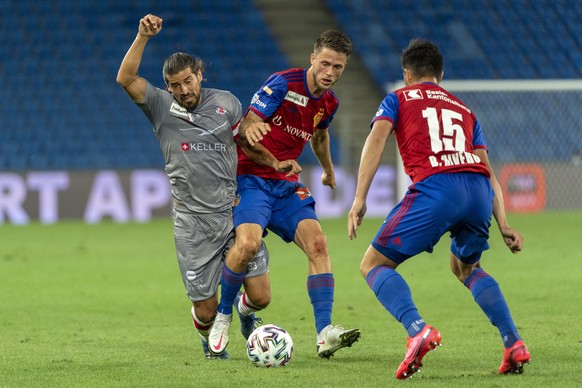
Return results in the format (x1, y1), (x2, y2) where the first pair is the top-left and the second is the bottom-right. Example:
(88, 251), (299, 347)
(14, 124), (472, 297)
(348, 119), (393, 239)
(474, 149), (524, 254)
(116, 14), (163, 103)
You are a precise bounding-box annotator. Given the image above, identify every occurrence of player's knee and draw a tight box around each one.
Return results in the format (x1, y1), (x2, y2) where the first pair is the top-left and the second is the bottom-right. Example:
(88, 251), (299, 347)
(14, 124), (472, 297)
(359, 260), (371, 279)
(235, 235), (262, 262)
(359, 254), (379, 279)
(250, 290), (271, 309)
(306, 232), (328, 258)
(245, 284), (271, 309)
(450, 261), (477, 283)
(193, 306), (216, 324)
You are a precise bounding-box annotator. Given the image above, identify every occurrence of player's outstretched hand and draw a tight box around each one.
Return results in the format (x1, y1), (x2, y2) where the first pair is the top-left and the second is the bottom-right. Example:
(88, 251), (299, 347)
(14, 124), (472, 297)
(275, 160), (302, 177)
(500, 225), (524, 254)
(321, 170), (336, 190)
(244, 122), (271, 146)
(139, 14), (163, 37)
(348, 200), (367, 240)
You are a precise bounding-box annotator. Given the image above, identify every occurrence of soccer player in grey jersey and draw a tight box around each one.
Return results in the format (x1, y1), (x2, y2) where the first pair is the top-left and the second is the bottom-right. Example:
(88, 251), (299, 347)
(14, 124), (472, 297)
(117, 14), (273, 359)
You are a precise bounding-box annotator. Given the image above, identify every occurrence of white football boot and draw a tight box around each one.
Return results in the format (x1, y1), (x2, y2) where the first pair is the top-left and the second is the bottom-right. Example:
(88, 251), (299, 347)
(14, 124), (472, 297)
(316, 324), (361, 359)
(208, 312), (232, 356)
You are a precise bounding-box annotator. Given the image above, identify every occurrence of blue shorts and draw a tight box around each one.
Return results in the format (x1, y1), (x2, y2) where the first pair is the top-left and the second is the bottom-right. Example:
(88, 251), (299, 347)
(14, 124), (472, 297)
(234, 174), (318, 243)
(372, 173), (493, 264)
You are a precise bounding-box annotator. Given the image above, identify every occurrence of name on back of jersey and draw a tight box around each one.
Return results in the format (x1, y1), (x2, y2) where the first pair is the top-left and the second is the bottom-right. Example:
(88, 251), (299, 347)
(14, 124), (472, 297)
(429, 151), (481, 168)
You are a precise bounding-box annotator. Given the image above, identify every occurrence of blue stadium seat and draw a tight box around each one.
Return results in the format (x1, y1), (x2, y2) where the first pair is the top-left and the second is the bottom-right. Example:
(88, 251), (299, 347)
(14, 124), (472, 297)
(326, 0), (582, 83)
(1, 0), (289, 171)
(2, 0), (580, 170)
(325, 0), (582, 163)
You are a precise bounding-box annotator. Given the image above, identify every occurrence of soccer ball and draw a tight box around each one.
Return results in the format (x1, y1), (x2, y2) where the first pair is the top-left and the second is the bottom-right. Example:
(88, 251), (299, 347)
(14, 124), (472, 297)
(246, 324), (294, 367)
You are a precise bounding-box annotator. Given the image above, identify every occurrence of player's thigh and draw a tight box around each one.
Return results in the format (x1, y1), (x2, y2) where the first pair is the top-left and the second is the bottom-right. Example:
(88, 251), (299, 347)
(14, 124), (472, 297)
(450, 174), (493, 264)
(371, 183), (453, 264)
(269, 194), (318, 243)
(234, 175), (272, 230)
(173, 210), (232, 302)
(373, 174), (491, 264)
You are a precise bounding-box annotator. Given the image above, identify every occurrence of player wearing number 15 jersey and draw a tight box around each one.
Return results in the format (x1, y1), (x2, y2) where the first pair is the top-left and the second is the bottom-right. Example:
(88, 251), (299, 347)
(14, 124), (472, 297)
(373, 80), (490, 183)
(348, 39), (530, 379)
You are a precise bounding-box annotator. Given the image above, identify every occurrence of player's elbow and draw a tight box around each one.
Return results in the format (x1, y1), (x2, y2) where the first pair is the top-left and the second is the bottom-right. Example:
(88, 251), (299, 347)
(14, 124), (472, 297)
(116, 74), (131, 88)
(116, 69), (137, 89)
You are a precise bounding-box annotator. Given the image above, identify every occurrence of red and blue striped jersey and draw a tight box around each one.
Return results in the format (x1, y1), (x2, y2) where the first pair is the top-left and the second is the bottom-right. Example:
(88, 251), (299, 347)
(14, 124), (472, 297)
(372, 82), (490, 183)
(238, 68), (340, 181)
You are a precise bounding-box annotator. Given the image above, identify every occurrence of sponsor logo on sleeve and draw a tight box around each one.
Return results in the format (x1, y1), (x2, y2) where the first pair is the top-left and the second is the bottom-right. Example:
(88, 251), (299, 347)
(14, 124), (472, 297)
(251, 93), (267, 109)
(284, 90), (309, 107)
(262, 86), (273, 95)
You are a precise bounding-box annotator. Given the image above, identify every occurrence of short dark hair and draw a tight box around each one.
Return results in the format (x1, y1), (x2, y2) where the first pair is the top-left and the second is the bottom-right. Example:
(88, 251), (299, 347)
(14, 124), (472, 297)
(162, 52), (206, 83)
(401, 39), (443, 80)
(314, 30), (352, 58)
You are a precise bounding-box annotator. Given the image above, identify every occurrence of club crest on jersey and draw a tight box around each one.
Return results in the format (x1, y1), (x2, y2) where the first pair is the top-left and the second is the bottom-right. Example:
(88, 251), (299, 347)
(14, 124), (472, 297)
(284, 90), (309, 107)
(295, 186), (312, 200)
(404, 89), (424, 101)
(313, 108), (324, 128)
(216, 106), (227, 115)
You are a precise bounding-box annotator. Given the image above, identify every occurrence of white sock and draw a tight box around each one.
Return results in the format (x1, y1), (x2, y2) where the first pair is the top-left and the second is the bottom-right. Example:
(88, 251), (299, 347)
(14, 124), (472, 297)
(238, 292), (262, 316)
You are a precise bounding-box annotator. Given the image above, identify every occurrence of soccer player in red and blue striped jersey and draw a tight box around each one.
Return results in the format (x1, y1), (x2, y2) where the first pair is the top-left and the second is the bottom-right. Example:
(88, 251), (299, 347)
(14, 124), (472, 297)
(209, 30), (361, 358)
(348, 39), (530, 379)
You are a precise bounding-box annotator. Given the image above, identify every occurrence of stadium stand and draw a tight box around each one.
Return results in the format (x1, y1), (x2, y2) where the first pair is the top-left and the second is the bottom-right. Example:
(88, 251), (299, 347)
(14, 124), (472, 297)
(325, 0), (582, 84)
(1, 0), (581, 170)
(1, 0), (288, 171)
(324, 0), (582, 164)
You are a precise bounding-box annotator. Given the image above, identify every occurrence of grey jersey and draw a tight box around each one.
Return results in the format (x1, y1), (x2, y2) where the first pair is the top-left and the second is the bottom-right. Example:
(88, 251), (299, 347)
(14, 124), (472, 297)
(138, 82), (242, 213)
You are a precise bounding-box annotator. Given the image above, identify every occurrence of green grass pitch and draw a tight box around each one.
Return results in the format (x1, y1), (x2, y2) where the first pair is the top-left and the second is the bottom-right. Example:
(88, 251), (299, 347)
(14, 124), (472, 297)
(1, 212), (580, 387)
